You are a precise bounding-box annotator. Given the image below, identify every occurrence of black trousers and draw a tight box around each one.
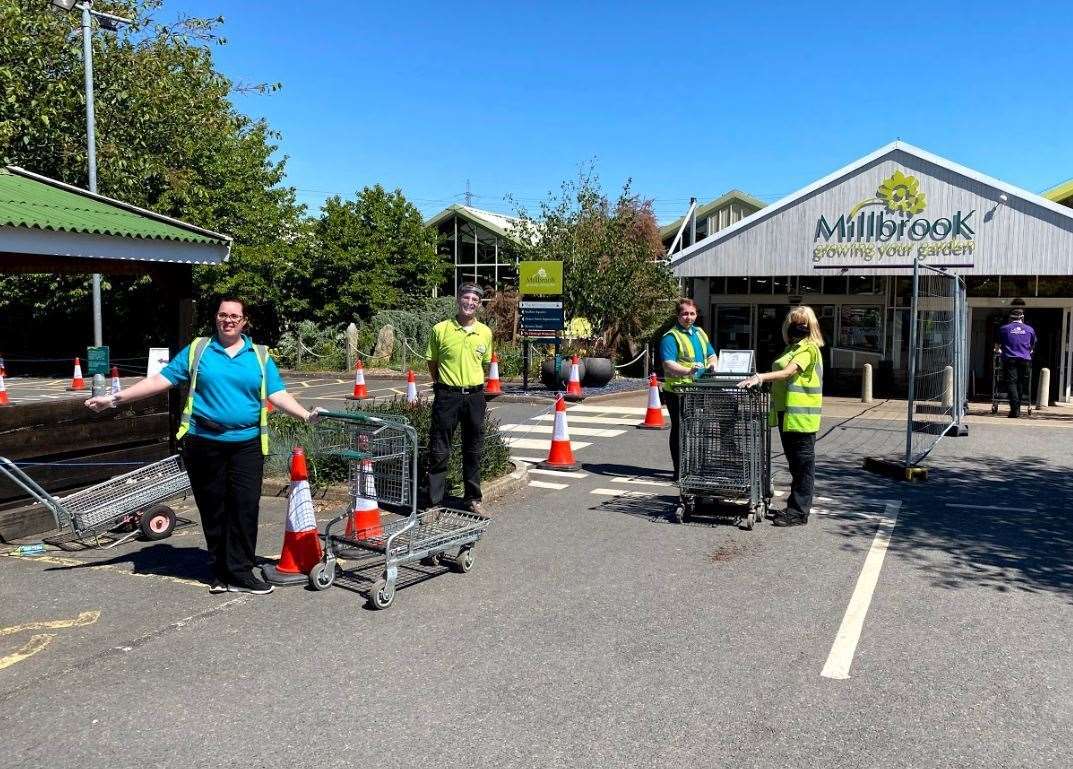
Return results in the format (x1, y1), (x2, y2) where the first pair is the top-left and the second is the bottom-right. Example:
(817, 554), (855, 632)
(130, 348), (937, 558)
(428, 387), (486, 505)
(777, 413), (816, 518)
(662, 390), (681, 481)
(1004, 357), (1031, 415)
(182, 435), (265, 581)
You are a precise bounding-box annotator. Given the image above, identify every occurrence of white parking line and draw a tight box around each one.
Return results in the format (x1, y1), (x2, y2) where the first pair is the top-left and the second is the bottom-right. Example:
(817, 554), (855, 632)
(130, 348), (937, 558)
(821, 501), (901, 681)
(529, 480), (569, 490)
(499, 424), (625, 438)
(610, 476), (674, 487)
(532, 414), (645, 426)
(503, 437), (593, 451)
(568, 405), (651, 415)
(945, 503), (1037, 512)
(530, 468), (589, 479)
(590, 487), (659, 498)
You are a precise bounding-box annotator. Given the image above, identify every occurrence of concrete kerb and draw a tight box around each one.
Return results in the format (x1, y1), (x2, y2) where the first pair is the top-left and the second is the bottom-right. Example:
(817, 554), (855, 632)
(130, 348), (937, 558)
(260, 460), (529, 504)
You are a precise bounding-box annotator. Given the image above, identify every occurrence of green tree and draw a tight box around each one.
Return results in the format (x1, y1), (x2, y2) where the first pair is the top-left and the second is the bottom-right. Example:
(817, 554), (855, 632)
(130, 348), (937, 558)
(512, 167), (677, 357)
(311, 185), (446, 326)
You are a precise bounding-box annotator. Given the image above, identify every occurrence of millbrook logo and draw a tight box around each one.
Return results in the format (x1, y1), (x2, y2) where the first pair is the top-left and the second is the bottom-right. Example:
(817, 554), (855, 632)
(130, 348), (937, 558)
(814, 170), (975, 244)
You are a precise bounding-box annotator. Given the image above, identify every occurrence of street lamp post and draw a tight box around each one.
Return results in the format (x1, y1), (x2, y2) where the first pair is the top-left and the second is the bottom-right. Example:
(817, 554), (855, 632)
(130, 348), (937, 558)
(51, 0), (132, 347)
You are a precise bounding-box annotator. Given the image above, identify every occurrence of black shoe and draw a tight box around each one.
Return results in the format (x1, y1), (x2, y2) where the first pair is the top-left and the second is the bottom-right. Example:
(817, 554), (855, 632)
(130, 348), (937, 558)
(228, 573), (274, 594)
(208, 578), (228, 594)
(772, 513), (808, 527)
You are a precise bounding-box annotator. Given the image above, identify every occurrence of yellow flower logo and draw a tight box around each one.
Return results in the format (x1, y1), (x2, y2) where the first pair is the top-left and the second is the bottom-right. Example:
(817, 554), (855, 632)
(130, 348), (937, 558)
(876, 170), (926, 215)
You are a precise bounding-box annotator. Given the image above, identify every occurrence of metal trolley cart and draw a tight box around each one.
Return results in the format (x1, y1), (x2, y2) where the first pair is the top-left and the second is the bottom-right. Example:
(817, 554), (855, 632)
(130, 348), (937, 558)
(991, 351), (1032, 416)
(0, 454), (189, 549)
(308, 410), (491, 610)
(673, 373), (771, 529)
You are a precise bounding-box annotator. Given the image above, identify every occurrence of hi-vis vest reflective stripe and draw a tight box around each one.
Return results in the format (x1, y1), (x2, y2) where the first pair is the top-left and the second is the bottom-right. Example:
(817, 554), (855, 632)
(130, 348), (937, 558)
(771, 341), (823, 433)
(662, 326), (712, 392)
(174, 337), (270, 456)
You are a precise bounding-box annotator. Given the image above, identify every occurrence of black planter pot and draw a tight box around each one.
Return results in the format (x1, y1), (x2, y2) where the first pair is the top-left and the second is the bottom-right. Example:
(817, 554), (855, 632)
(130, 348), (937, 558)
(540, 357), (586, 389)
(582, 357), (614, 386)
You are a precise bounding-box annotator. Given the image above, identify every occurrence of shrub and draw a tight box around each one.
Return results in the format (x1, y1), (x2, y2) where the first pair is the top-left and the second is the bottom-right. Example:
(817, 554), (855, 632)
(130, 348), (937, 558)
(267, 395), (513, 499)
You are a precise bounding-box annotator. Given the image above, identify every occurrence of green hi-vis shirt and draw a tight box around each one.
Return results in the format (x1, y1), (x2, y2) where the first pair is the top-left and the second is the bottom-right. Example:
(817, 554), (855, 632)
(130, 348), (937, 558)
(426, 318), (493, 387)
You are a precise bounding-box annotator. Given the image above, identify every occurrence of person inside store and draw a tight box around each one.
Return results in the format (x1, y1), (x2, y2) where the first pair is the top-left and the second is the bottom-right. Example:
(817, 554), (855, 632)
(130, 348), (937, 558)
(85, 297), (323, 595)
(660, 298), (718, 481)
(737, 306), (824, 527)
(995, 307), (1036, 418)
(425, 283), (493, 515)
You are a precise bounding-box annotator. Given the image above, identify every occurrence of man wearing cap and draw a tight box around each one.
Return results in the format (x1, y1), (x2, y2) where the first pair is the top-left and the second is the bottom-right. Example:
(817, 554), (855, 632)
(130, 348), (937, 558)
(996, 308), (1036, 418)
(426, 283), (493, 513)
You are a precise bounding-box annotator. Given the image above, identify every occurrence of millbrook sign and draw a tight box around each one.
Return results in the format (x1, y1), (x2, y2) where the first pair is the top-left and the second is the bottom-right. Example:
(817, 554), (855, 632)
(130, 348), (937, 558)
(812, 170), (976, 262)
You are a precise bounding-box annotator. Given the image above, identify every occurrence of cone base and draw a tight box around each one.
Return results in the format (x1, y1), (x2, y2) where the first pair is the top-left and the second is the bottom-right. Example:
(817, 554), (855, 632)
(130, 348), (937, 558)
(345, 394), (374, 401)
(484, 391), (502, 399)
(563, 393), (584, 402)
(262, 564), (311, 587)
(537, 459), (580, 471)
(637, 423), (669, 430)
(66, 385), (87, 392)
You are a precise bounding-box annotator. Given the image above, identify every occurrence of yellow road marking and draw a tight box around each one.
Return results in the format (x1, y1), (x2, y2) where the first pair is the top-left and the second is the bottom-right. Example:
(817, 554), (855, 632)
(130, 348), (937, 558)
(0, 634), (53, 670)
(0, 610), (100, 637)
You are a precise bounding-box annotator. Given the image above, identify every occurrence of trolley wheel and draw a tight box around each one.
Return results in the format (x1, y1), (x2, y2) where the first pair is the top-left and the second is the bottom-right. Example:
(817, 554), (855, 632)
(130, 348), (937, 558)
(368, 578), (395, 610)
(991, 403), (998, 414)
(741, 512), (755, 531)
(452, 548), (475, 573)
(309, 561), (335, 591)
(139, 505), (176, 541)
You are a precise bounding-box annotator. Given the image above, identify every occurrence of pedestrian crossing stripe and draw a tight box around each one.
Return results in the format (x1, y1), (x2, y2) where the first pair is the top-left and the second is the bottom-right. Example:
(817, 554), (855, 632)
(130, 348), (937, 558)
(529, 480), (569, 490)
(499, 424), (625, 438)
(590, 487), (660, 498)
(610, 476), (674, 487)
(567, 405), (655, 415)
(503, 437), (593, 451)
(529, 468), (589, 479)
(531, 414), (646, 426)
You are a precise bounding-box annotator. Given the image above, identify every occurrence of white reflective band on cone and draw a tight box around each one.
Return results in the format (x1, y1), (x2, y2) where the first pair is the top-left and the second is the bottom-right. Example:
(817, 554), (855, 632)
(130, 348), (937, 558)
(286, 480), (317, 532)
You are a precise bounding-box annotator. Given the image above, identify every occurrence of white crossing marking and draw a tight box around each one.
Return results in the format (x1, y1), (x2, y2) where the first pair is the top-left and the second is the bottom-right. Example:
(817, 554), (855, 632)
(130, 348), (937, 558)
(945, 503), (1037, 513)
(530, 468), (589, 479)
(499, 424), (625, 438)
(590, 487), (659, 498)
(503, 437), (593, 451)
(532, 414), (642, 426)
(610, 476), (674, 487)
(567, 405), (654, 415)
(529, 480), (569, 490)
(821, 501), (902, 681)
(815, 510), (881, 521)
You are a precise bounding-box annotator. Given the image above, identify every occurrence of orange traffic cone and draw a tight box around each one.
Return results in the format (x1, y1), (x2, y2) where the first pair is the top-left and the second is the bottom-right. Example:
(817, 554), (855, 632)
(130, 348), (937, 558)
(637, 373), (669, 430)
(405, 369), (418, 404)
(345, 459), (383, 540)
(347, 358), (371, 400)
(109, 366), (122, 396)
(485, 353), (503, 397)
(263, 447), (323, 586)
(66, 357), (86, 391)
(538, 395), (579, 471)
(0, 365), (11, 407)
(564, 355), (583, 401)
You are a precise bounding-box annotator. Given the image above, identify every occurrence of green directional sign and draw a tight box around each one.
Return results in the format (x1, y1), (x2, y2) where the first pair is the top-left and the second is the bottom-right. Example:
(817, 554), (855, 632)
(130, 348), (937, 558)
(519, 261), (563, 295)
(86, 346), (110, 377)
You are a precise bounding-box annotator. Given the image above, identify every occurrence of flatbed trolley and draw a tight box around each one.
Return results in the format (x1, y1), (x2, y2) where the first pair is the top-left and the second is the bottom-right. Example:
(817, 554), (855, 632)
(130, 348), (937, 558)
(307, 410), (490, 610)
(991, 351), (1032, 416)
(673, 374), (771, 529)
(0, 454), (189, 549)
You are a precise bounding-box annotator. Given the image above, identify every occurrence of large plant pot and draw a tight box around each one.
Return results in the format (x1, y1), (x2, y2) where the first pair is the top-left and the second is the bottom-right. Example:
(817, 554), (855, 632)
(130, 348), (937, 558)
(540, 357), (586, 389)
(582, 357), (614, 386)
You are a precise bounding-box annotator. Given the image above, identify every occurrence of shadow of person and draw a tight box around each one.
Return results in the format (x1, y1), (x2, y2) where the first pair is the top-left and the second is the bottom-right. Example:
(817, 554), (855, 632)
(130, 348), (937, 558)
(43, 543), (213, 584)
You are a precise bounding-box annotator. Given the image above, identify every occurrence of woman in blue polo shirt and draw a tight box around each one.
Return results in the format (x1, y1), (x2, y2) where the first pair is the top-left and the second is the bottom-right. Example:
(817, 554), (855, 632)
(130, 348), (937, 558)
(661, 298), (717, 481)
(86, 297), (320, 595)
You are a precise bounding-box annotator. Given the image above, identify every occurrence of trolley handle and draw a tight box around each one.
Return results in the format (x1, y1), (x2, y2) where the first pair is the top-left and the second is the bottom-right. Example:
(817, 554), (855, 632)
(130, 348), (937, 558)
(0, 457), (68, 530)
(316, 410), (391, 426)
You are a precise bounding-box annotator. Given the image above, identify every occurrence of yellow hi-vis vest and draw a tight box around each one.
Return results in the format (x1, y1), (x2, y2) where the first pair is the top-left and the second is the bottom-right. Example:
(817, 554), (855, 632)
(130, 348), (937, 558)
(662, 325), (712, 392)
(770, 341), (823, 433)
(174, 337), (270, 456)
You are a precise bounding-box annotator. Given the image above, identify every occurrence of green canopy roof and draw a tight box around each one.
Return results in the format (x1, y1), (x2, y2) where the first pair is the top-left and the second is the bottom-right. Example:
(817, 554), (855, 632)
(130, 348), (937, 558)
(0, 166), (229, 246)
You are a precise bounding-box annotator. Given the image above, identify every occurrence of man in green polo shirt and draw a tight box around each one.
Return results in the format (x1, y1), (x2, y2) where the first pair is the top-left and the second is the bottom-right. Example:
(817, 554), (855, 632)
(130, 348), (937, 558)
(426, 283), (494, 513)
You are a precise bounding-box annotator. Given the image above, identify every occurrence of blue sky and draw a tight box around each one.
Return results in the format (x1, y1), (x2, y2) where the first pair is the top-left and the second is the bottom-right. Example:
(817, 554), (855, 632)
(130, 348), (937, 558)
(175, 0), (1073, 223)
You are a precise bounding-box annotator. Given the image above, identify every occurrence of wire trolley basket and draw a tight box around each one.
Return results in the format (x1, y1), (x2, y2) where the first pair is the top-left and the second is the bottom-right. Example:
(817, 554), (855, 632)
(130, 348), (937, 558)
(305, 410), (491, 610)
(0, 454), (191, 550)
(673, 375), (771, 529)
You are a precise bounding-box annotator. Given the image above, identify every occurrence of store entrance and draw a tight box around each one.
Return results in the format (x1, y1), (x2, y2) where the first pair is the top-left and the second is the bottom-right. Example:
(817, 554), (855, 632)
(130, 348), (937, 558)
(756, 304), (790, 373)
(969, 307), (1064, 404)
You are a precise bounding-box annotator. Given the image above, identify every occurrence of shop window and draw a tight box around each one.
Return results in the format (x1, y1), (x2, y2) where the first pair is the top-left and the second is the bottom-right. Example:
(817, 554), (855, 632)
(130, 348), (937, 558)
(726, 277), (749, 294)
(965, 276), (998, 297)
(457, 221), (476, 265)
(799, 275), (823, 295)
(709, 277), (726, 295)
(750, 277), (772, 295)
(476, 226), (496, 264)
(848, 276), (877, 295)
(437, 221), (455, 261)
(838, 305), (883, 352)
(771, 276), (790, 295)
(1037, 276), (1073, 297)
(1000, 275), (1036, 299)
(695, 217), (709, 240)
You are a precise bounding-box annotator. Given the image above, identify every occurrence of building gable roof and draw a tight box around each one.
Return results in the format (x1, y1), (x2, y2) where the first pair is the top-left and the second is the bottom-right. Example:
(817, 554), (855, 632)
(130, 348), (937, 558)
(1043, 177), (1073, 207)
(670, 140), (1073, 270)
(424, 203), (521, 242)
(659, 189), (767, 238)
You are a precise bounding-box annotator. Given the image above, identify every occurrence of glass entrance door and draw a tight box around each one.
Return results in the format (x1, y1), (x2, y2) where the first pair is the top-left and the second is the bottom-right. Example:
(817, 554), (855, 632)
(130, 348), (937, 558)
(713, 304), (753, 355)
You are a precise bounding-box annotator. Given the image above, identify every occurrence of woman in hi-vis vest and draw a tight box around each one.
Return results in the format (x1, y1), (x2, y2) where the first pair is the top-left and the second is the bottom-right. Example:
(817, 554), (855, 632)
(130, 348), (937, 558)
(737, 306), (824, 527)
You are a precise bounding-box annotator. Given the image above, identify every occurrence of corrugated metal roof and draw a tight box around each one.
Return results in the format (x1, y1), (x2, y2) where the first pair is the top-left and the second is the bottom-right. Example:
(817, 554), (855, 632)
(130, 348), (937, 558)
(659, 189), (768, 237)
(424, 203), (521, 241)
(0, 166), (230, 245)
(1043, 177), (1073, 206)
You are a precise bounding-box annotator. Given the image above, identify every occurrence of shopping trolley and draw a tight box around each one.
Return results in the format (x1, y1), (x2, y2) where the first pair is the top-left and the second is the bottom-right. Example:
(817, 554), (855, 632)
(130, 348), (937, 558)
(307, 410), (490, 610)
(673, 372), (771, 529)
(0, 454), (190, 549)
(991, 350), (1033, 416)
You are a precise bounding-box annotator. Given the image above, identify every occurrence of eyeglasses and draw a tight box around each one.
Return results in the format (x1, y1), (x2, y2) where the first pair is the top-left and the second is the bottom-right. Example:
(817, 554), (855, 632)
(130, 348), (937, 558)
(216, 313), (245, 323)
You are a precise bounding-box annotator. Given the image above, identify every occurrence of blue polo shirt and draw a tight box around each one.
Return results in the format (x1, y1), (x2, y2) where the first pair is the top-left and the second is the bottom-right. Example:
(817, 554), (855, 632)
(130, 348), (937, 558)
(161, 335), (286, 442)
(660, 324), (716, 380)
